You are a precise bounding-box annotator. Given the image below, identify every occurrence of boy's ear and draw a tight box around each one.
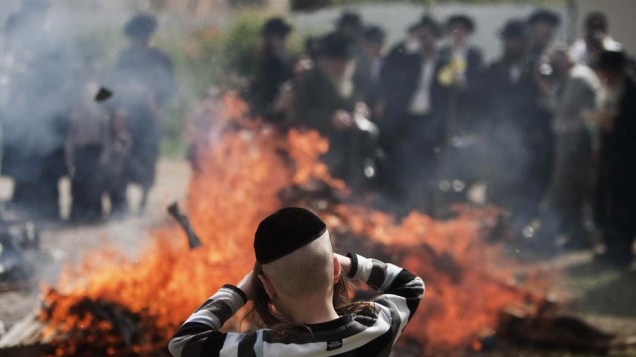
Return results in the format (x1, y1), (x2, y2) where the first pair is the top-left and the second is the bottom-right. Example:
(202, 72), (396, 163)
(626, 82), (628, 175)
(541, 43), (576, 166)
(333, 256), (341, 285)
(259, 273), (277, 300)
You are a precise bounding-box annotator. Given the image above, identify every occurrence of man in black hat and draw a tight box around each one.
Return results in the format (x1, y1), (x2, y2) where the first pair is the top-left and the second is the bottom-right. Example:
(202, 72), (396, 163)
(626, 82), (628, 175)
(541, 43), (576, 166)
(169, 207), (424, 357)
(527, 9), (561, 65)
(483, 19), (554, 233)
(335, 11), (364, 44)
(539, 46), (600, 251)
(436, 14), (483, 136)
(377, 15), (443, 214)
(291, 32), (371, 187)
(248, 17), (294, 120)
(354, 25), (386, 114)
(593, 50), (636, 268)
(111, 13), (175, 216)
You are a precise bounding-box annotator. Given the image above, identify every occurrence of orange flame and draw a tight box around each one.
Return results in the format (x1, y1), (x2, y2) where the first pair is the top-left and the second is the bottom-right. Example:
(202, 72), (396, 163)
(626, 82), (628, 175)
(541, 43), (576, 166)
(41, 93), (545, 355)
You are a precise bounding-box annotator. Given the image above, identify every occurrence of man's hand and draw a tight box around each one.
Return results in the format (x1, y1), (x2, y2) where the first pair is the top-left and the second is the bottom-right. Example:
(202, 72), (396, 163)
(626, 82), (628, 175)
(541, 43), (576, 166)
(590, 109), (617, 132)
(236, 271), (254, 301)
(335, 254), (352, 276)
(331, 110), (353, 130)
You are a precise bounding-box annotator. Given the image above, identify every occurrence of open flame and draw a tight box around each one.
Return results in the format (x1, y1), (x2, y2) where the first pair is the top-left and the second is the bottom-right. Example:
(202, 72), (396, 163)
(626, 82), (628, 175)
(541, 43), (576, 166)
(39, 93), (546, 355)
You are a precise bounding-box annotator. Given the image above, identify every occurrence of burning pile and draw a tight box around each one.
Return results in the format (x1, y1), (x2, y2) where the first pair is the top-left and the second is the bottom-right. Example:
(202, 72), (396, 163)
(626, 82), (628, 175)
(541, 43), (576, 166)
(35, 93), (546, 355)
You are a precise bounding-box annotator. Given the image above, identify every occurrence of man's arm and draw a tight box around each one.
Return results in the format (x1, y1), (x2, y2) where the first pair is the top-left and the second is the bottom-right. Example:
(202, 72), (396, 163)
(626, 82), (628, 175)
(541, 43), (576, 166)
(337, 253), (424, 322)
(168, 274), (253, 357)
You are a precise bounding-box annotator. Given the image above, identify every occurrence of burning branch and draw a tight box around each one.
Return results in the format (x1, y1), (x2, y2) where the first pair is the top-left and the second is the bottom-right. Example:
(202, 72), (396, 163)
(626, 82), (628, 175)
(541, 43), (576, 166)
(167, 203), (202, 250)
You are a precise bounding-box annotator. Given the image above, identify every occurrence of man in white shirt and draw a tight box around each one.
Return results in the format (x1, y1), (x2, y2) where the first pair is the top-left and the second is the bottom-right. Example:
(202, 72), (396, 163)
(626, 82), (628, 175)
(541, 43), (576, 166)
(570, 12), (622, 66)
(540, 47), (601, 251)
(377, 15), (442, 214)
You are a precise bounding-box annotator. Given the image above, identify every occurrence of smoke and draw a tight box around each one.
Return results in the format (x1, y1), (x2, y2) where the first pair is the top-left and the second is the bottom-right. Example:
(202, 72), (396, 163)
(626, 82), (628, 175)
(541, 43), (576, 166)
(0, 2), (196, 313)
(1, 4), (76, 159)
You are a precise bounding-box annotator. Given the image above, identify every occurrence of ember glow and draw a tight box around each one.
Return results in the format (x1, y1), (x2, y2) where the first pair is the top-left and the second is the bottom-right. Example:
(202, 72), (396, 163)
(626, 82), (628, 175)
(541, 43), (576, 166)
(39, 93), (546, 355)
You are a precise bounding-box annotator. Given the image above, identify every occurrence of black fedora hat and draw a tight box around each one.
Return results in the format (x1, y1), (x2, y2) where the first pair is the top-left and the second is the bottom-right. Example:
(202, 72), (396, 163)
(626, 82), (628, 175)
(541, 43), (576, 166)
(500, 19), (527, 39)
(261, 17), (292, 37)
(528, 9), (561, 27)
(125, 13), (157, 39)
(318, 32), (354, 59)
(446, 14), (475, 33)
(363, 25), (385, 44)
(410, 14), (441, 37)
(335, 11), (363, 29)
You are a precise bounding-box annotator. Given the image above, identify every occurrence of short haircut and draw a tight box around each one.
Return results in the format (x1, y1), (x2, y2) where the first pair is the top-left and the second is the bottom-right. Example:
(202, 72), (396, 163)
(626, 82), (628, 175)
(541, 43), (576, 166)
(262, 231), (334, 298)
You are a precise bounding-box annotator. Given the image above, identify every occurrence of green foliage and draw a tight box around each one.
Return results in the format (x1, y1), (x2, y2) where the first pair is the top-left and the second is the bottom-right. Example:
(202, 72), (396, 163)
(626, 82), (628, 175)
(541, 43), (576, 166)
(220, 10), (266, 78)
(154, 10), (278, 157)
(165, 9), (270, 98)
(70, 11), (297, 158)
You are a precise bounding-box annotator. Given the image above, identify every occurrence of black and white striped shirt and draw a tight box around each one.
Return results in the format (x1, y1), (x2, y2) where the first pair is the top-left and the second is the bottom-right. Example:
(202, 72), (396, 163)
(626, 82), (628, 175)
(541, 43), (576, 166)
(169, 254), (425, 357)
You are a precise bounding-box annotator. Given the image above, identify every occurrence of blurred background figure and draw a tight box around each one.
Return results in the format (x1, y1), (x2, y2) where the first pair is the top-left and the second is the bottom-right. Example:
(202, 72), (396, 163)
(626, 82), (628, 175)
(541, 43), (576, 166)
(571, 12), (622, 66)
(0, 0), (74, 220)
(111, 13), (175, 216)
(436, 14), (483, 136)
(378, 15), (442, 215)
(539, 46), (600, 252)
(483, 18), (552, 233)
(248, 17), (294, 121)
(527, 9), (561, 66)
(334, 10), (364, 49)
(354, 25), (386, 117)
(291, 32), (370, 187)
(593, 50), (636, 268)
(66, 82), (112, 223)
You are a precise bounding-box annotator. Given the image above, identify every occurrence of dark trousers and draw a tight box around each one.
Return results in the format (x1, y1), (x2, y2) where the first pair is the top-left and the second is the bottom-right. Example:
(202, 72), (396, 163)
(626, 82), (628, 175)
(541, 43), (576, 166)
(11, 148), (65, 220)
(541, 131), (593, 244)
(70, 145), (104, 221)
(379, 113), (442, 214)
(598, 194), (636, 266)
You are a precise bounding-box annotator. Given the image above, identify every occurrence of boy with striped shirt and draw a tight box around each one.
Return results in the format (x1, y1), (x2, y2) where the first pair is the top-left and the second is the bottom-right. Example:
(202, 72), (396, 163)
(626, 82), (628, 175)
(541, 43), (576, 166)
(169, 207), (424, 356)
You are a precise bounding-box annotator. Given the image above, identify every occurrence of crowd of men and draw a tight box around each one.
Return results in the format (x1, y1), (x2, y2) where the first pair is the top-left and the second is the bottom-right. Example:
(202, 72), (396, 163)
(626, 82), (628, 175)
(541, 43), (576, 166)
(246, 10), (635, 268)
(0, 2), (174, 222)
(0, 2), (633, 267)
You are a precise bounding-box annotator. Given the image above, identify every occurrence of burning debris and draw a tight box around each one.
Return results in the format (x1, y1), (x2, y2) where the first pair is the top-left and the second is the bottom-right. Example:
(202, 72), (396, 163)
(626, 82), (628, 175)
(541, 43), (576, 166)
(167, 203), (201, 250)
(496, 301), (636, 354)
(0, 94), (630, 356)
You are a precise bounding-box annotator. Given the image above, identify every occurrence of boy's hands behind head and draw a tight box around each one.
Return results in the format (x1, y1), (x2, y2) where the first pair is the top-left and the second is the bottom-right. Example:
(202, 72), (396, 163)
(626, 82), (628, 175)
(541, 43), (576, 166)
(237, 271), (254, 301)
(335, 254), (352, 276)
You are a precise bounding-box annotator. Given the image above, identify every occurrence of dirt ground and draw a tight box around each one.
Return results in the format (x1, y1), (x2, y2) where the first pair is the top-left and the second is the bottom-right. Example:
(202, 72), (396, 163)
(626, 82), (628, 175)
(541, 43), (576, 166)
(0, 158), (634, 356)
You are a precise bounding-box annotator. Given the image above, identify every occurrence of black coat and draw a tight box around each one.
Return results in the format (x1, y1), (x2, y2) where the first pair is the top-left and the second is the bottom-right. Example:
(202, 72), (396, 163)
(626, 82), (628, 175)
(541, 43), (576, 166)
(482, 58), (554, 196)
(379, 42), (442, 141)
(291, 66), (359, 180)
(435, 45), (484, 133)
(597, 76), (636, 229)
(436, 45), (483, 90)
(113, 44), (175, 187)
(248, 46), (294, 117)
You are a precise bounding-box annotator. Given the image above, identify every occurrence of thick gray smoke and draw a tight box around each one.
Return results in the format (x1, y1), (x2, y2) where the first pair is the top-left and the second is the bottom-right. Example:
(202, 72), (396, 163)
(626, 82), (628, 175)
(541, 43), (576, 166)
(0, 4), (77, 163)
(0, 1), (187, 221)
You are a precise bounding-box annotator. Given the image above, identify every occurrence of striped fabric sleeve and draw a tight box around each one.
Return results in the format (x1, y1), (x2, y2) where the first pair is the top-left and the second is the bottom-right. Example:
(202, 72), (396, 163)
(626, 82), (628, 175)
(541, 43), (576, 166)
(346, 253), (425, 322)
(168, 284), (248, 357)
